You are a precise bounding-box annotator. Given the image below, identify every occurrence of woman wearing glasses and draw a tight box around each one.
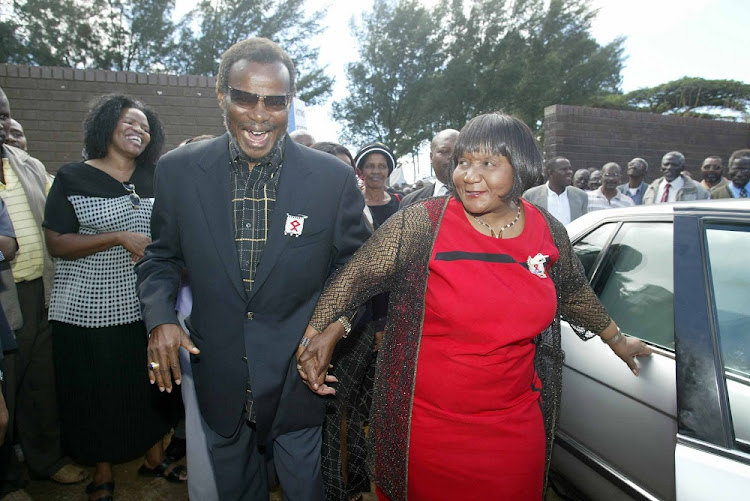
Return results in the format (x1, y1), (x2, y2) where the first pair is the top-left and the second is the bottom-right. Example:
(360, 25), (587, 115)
(43, 94), (182, 500)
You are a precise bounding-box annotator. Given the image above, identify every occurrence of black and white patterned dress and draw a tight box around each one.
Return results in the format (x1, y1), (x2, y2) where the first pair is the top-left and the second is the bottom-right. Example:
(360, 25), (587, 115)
(44, 162), (172, 463)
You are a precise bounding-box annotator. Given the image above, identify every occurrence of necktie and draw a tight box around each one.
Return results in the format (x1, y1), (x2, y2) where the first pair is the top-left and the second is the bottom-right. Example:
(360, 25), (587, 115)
(740, 187), (747, 198)
(660, 183), (671, 203)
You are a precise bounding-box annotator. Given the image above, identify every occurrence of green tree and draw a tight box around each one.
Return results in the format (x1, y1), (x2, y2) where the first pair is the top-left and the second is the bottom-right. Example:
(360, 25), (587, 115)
(172, 0), (333, 104)
(3, 0), (176, 71)
(336, 0), (624, 156)
(593, 77), (750, 118)
(3, 0), (100, 67)
(332, 0), (447, 158)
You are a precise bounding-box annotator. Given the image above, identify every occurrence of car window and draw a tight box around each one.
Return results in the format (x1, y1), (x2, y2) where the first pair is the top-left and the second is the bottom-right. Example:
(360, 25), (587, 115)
(572, 223), (617, 277)
(705, 225), (750, 377)
(705, 224), (750, 449)
(593, 222), (674, 350)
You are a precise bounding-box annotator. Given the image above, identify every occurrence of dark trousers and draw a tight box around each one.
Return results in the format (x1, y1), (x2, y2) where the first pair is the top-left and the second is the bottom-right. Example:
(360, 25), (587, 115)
(4, 278), (65, 478)
(204, 418), (324, 501)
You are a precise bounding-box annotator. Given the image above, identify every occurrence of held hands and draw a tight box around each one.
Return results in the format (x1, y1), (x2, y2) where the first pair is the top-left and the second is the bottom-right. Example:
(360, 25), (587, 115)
(147, 323), (200, 393)
(296, 323), (344, 396)
(119, 231), (151, 263)
(607, 333), (653, 376)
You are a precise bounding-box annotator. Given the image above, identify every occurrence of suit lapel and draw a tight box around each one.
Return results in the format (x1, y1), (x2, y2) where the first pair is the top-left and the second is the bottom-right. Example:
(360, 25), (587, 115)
(249, 140), (312, 301)
(193, 134), (247, 300)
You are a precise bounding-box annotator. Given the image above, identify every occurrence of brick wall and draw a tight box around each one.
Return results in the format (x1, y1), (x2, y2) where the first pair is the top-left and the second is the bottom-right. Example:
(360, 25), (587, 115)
(0, 64), (226, 173)
(543, 104), (750, 182)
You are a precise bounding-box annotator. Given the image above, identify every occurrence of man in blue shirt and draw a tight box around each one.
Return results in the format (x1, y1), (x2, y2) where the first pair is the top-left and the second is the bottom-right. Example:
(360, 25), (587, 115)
(617, 157), (649, 205)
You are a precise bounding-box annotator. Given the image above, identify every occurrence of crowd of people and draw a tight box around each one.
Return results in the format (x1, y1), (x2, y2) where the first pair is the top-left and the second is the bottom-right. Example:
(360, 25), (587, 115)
(0, 35), (747, 501)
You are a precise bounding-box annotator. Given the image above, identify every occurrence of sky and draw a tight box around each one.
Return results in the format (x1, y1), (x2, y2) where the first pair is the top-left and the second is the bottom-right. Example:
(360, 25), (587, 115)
(174, 0), (750, 183)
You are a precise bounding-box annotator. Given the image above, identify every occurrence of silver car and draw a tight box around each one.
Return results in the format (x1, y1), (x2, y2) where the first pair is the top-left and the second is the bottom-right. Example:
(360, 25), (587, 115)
(551, 199), (750, 500)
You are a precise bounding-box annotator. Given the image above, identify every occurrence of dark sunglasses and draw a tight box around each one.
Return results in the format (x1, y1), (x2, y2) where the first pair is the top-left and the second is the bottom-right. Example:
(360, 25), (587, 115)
(122, 182), (141, 210)
(227, 86), (291, 112)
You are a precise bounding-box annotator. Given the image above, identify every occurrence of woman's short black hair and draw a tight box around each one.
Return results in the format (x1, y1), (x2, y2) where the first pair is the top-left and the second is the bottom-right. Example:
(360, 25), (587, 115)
(83, 94), (165, 168)
(310, 142), (355, 169)
(451, 112), (543, 201)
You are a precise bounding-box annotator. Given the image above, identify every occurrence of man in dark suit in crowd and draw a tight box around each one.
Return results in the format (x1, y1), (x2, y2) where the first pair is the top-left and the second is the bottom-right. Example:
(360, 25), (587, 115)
(136, 38), (369, 500)
(522, 156), (588, 224)
(710, 149), (750, 199)
(400, 129), (459, 207)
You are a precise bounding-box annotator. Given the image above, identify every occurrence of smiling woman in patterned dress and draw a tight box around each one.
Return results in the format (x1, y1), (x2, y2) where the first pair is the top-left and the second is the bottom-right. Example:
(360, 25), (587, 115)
(43, 95), (183, 501)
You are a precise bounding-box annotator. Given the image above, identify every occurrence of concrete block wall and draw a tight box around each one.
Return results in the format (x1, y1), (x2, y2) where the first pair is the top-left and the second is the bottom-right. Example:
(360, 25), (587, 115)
(0, 64), (225, 173)
(543, 105), (750, 182)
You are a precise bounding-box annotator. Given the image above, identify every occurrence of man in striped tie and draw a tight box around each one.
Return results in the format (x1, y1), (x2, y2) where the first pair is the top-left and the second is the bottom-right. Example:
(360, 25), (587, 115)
(710, 149), (750, 199)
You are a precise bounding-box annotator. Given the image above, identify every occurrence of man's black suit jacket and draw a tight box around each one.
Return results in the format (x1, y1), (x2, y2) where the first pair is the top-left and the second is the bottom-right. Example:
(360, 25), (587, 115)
(136, 134), (369, 441)
(399, 182), (435, 208)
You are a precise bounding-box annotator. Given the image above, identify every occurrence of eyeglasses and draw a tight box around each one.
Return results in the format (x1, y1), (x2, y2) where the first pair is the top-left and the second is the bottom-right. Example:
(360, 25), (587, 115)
(227, 86), (291, 112)
(122, 182), (141, 210)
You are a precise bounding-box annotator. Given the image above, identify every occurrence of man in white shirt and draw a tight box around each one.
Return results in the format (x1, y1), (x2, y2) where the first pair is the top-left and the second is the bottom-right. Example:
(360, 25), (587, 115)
(522, 156), (588, 224)
(400, 129), (459, 207)
(589, 162), (635, 211)
(643, 151), (710, 204)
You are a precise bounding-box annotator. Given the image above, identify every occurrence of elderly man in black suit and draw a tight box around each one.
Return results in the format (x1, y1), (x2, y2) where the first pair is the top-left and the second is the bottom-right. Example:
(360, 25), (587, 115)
(136, 38), (369, 500)
(400, 129), (459, 207)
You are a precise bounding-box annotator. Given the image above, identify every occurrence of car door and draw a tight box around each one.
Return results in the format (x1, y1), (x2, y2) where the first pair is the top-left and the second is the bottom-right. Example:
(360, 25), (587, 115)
(673, 211), (750, 500)
(553, 216), (678, 501)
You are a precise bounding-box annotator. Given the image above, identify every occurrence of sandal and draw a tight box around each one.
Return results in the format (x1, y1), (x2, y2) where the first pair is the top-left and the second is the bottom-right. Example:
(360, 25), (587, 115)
(137, 459), (187, 483)
(85, 481), (115, 501)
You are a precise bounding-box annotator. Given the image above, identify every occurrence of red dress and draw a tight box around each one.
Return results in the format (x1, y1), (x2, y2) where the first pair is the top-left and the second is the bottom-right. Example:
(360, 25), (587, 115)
(386, 198), (559, 500)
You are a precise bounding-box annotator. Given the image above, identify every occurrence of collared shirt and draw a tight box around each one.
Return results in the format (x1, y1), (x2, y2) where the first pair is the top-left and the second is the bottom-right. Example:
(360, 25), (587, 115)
(727, 181), (749, 198)
(656, 175), (685, 203)
(432, 179), (448, 197)
(230, 137), (284, 296)
(545, 182), (572, 225)
(617, 181), (647, 205)
(0, 157), (47, 282)
(587, 188), (635, 212)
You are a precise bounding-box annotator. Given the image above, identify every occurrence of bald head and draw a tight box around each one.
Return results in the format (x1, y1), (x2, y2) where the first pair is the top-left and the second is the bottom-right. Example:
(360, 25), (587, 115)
(290, 129), (315, 147)
(430, 129), (459, 184)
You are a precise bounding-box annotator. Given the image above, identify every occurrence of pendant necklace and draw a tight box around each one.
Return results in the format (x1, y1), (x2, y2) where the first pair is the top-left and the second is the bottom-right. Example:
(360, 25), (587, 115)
(472, 203), (522, 238)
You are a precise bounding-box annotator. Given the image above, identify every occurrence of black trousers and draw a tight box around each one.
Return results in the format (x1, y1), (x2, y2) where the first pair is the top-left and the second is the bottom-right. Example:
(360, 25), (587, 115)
(5, 278), (66, 478)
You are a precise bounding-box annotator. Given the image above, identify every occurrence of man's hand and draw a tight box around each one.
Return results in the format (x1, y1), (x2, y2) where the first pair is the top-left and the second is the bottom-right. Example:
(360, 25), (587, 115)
(296, 322), (345, 395)
(147, 323), (199, 393)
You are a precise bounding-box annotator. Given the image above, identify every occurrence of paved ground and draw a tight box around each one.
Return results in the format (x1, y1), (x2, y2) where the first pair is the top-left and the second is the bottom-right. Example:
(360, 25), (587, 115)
(22, 448), (571, 500)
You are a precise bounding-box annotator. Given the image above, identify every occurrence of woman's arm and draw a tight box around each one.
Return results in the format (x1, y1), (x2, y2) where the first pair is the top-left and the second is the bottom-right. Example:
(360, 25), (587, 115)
(45, 228), (151, 261)
(545, 213), (653, 374)
(298, 206), (428, 393)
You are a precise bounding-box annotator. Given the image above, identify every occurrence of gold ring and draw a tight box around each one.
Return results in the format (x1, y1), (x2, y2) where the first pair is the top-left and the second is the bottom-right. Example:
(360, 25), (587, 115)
(148, 362), (160, 370)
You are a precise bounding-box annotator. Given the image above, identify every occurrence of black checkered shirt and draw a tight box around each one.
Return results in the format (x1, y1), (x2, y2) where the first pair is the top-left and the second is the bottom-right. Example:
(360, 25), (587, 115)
(229, 137), (284, 296)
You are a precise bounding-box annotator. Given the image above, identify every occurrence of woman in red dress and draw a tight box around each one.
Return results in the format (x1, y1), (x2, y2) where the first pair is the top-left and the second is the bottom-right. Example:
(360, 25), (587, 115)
(296, 113), (652, 500)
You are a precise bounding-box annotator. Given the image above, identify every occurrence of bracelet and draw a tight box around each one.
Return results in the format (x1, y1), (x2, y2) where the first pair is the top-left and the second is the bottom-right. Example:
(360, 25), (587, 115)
(337, 316), (352, 338)
(601, 328), (623, 345)
(300, 336), (312, 348)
